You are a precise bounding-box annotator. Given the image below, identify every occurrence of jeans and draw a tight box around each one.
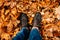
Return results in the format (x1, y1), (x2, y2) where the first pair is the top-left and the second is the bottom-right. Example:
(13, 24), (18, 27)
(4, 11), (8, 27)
(12, 27), (42, 40)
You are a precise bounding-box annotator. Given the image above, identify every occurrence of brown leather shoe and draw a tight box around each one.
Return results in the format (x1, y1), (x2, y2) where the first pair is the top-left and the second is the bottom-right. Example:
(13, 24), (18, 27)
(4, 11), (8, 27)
(17, 13), (28, 27)
(33, 12), (42, 27)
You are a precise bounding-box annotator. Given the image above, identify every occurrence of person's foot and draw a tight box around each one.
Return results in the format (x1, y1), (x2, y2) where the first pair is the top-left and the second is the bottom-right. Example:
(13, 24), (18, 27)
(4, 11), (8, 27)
(33, 12), (42, 27)
(19, 13), (28, 27)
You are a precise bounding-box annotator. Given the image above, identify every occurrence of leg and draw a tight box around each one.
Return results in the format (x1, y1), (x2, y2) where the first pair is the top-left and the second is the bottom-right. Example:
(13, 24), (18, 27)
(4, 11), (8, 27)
(29, 12), (42, 40)
(13, 13), (29, 40)
(29, 27), (42, 40)
(12, 27), (29, 40)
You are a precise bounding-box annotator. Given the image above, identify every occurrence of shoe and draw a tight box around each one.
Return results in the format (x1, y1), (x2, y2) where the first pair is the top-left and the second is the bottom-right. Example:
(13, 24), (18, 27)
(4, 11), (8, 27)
(33, 12), (42, 27)
(17, 12), (28, 27)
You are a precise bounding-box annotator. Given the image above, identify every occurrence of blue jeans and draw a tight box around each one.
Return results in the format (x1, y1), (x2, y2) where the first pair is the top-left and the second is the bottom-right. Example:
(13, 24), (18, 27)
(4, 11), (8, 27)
(12, 27), (42, 40)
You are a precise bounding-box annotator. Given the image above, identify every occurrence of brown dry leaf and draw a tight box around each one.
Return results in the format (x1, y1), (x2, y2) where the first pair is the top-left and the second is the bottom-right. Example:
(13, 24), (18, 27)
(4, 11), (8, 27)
(57, 21), (60, 27)
(1, 33), (11, 40)
(5, 9), (10, 15)
(46, 31), (53, 37)
(0, 0), (4, 7)
(13, 28), (20, 37)
(29, 17), (33, 25)
(7, 20), (13, 32)
(53, 31), (60, 37)
(11, 7), (17, 15)
(3, 21), (9, 26)
(4, 2), (11, 6)
(1, 8), (4, 14)
(30, 3), (37, 9)
(10, 2), (16, 8)
(1, 14), (5, 20)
